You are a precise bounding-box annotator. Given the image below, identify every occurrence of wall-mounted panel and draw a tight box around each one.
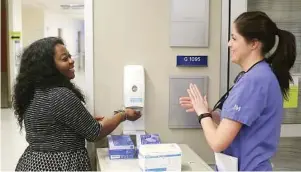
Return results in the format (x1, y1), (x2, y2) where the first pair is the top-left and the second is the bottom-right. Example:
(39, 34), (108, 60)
(169, 76), (209, 128)
(170, 0), (209, 47)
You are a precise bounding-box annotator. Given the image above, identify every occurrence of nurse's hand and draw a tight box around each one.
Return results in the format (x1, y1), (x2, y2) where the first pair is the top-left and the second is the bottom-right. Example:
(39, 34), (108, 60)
(180, 97), (213, 112)
(179, 97), (195, 112)
(187, 83), (209, 116)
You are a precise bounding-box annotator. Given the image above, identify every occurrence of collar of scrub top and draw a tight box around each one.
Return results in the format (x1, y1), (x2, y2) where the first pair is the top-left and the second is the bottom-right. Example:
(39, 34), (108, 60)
(212, 59), (266, 112)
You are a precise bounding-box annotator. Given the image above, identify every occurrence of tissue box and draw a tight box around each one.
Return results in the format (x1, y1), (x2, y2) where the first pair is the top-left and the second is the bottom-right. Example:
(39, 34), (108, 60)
(107, 135), (136, 160)
(138, 143), (182, 172)
(136, 134), (161, 150)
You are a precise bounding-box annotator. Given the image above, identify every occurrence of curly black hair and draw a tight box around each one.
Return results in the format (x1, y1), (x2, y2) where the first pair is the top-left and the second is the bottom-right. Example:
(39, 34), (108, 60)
(13, 37), (85, 130)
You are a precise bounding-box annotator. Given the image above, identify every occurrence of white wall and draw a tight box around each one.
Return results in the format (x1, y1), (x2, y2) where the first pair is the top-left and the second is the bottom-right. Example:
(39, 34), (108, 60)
(44, 10), (85, 57)
(22, 5), (44, 47)
(21, 6), (85, 61)
(93, 0), (222, 164)
(20, 5), (86, 94)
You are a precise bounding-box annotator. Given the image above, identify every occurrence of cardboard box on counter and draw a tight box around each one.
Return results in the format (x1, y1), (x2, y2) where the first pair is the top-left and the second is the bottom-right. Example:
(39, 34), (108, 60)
(107, 135), (136, 160)
(138, 143), (182, 172)
(136, 134), (161, 151)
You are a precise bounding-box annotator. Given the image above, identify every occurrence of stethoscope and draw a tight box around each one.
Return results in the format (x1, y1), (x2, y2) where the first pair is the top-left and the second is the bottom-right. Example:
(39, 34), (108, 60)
(212, 59), (266, 111)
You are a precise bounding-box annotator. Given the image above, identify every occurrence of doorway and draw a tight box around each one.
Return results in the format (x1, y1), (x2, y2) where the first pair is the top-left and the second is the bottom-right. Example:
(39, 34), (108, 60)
(1, 0), (95, 170)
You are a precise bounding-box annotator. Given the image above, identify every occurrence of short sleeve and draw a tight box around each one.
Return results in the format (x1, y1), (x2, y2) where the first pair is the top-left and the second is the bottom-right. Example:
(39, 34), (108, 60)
(221, 77), (266, 126)
(50, 87), (101, 142)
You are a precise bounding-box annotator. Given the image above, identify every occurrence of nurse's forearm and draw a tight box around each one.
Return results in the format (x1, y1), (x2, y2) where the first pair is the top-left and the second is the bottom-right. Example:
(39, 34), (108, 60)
(200, 117), (221, 152)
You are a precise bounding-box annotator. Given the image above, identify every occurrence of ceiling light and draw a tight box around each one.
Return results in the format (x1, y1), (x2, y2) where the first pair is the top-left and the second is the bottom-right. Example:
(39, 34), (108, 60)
(60, 4), (84, 9)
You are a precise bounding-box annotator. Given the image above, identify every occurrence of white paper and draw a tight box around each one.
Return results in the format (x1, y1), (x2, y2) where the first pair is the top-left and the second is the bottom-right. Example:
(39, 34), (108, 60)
(139, 144), (182, 172)
(214, 152), (238, 171)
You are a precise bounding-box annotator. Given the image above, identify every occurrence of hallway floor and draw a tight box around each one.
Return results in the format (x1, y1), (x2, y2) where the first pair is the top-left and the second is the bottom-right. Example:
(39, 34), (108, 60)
(1, 108), (27, 171)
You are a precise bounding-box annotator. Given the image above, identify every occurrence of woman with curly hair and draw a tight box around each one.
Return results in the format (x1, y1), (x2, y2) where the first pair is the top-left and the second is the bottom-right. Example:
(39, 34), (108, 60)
(13, 37), (141, 171)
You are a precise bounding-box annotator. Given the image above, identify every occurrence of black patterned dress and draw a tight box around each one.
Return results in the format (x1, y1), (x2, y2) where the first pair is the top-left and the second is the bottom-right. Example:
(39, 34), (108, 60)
(15, 87), (102, 171)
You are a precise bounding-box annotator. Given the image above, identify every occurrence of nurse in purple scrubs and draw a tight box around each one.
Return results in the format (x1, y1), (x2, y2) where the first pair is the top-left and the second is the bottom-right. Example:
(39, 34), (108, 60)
(180, 11), (296, 171)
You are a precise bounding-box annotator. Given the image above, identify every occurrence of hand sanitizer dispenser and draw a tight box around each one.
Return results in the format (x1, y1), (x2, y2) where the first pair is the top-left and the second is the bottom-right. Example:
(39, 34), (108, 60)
(124, 65), (145, 109)
(123, 65), (145, 134)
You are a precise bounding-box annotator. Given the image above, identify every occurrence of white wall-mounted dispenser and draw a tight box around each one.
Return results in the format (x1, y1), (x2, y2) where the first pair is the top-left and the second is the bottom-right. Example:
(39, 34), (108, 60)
(123, 65), (146, 134)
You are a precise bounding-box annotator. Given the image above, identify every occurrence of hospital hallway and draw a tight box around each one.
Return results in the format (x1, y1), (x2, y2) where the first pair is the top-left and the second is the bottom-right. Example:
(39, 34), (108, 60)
(2, 0), (301, 171)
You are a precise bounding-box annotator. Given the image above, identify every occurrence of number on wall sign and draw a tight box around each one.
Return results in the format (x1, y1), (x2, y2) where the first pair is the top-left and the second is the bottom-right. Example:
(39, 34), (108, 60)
(176, 55), (208, 67)
(190, 57), (201, 62)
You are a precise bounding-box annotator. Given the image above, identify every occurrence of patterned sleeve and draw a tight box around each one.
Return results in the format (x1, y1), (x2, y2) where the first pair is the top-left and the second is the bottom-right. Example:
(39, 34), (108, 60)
(49, 87), (102, 142)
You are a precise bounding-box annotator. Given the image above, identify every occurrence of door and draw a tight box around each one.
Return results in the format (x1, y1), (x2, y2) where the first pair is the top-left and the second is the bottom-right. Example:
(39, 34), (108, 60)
(1, 0), (10, 108)
(220, 0), (248, 96)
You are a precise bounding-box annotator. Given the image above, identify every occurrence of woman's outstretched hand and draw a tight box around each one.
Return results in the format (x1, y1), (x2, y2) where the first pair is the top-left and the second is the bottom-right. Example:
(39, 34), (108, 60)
(186, 83), (209, 116)
(124, 108), (141, 121)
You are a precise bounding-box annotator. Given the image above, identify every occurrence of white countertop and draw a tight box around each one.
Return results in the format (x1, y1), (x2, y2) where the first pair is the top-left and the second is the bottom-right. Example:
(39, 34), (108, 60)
(96, 144), (213, 171)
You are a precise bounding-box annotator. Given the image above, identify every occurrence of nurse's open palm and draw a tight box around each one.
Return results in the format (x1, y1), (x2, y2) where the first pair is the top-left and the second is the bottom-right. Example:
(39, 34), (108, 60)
(179, 96), (195, 112)
(187, 84), (209, 116)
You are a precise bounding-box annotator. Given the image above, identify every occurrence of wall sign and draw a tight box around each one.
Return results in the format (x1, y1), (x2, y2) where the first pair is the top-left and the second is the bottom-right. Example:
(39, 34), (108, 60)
(176, 55), (208, 67)
(10, 31), (21, 40)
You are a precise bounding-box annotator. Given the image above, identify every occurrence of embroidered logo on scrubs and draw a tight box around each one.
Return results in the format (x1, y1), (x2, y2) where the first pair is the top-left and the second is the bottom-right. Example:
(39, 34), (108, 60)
(233, 104), (241, 112)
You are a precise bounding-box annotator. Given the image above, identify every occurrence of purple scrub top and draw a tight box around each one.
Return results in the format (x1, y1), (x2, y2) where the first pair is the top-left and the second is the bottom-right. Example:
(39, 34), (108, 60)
(220, 61), (283, 171)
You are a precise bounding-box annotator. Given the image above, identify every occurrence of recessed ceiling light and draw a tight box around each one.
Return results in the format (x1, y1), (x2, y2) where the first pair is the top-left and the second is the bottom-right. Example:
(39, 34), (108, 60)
(60, 4), (84, 9)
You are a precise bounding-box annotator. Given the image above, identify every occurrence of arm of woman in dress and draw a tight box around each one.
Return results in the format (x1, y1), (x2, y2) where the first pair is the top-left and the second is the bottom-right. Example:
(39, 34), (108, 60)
(50, 87), (141, 142)
(95, 109), (141, 138)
